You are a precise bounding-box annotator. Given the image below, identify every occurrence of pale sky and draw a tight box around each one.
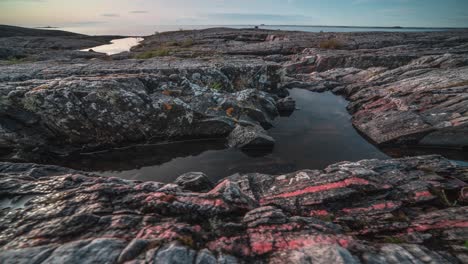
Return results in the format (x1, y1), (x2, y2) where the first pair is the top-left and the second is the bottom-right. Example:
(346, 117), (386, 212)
(1, 0), (467, 34)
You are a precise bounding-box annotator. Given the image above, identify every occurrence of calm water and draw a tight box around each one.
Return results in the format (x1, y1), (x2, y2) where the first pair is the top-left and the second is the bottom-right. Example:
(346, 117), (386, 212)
(81, 37), (143, 55)
(60, 88), (467, 182)
(63, 89), (392, 183)
(62, 25), (455, 36)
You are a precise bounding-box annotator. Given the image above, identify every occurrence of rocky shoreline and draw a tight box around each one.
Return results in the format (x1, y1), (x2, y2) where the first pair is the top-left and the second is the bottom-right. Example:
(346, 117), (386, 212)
(0, 26), (467, 263)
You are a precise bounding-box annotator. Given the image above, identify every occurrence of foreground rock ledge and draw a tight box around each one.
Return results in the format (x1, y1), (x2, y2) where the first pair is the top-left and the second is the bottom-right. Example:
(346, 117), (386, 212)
(0, 155), (467, 263)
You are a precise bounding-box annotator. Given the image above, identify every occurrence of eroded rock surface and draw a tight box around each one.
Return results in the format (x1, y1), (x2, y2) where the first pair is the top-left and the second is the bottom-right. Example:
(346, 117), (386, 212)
(0, 155), (467, 263)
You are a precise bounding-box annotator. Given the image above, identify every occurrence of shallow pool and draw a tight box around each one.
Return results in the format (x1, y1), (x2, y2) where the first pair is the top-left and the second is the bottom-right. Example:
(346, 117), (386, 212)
(62, 89), (397, 182)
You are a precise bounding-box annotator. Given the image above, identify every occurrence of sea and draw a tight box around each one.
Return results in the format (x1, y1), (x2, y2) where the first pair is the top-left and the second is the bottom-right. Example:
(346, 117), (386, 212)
(60, 25), (457, 36)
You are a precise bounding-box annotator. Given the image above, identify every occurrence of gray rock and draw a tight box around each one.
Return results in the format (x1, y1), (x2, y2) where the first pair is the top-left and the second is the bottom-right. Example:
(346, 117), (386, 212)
(175, 172), (214, 192)
(154, 243), (196, 264)
(227, 124), (275, 149)
(195, 249), (217, 264)
(43, 238), (126, 264)
(0, 245), (56, 264)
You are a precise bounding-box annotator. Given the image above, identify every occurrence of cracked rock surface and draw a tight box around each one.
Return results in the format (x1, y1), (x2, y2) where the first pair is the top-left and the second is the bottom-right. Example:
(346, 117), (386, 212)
(0, 155), (467, 263)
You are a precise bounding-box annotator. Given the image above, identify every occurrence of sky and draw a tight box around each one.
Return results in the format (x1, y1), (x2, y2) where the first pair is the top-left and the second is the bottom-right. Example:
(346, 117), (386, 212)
(1, 0), (467, 34)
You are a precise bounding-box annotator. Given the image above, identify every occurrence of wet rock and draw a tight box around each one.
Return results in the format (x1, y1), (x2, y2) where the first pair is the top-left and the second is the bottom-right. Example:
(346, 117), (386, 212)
(175, 172), (214, 192)
(227, 124), (275, 149)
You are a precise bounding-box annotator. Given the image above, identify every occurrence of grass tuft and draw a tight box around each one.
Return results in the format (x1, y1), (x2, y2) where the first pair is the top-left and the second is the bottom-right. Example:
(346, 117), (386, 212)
(135, 48), (170, 59)
(319, 38), (343, 49)
(210, 82), (223, 91)
(181, 39), (194, 48)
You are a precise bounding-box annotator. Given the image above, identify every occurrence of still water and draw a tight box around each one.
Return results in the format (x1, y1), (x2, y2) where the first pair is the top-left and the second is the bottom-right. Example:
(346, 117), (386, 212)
(64, 89), (392, 183)
(81, 37), (143, 55)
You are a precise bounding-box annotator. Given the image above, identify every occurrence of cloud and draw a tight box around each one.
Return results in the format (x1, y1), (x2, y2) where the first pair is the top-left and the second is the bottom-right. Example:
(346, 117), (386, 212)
(205, 13), (317, 23)
(130, 11), (148, 14)
(101, 13), (120, 17)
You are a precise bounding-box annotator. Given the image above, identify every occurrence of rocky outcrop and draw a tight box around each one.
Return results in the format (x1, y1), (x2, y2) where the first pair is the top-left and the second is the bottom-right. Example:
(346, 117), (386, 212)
(0, 155), (466, 263)
(281, 32), (468, 149)
(0, 58), (284, 161)
(283, 52), (468, 148)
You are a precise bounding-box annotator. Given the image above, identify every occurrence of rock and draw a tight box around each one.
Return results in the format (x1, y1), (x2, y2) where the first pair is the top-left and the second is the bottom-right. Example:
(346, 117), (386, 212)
(195, 249), (217, 264)
(0, 67), (280, 161)
(270, 245), (358, 264)
(0, 156), (466, 263)
(175, 172), (214, 192)
(0, 246), (56, 264)
(154, 243), (196, 264)
(227, 124), (275, 149)
(276, 96), (296, 116)
(43, 238), (126, 264)
(117, 239), (149, 263)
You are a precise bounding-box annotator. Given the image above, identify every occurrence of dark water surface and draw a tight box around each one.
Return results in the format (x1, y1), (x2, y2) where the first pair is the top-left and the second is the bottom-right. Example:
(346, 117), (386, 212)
(64, 89), (467, 183)
(67, 89), (392, 183)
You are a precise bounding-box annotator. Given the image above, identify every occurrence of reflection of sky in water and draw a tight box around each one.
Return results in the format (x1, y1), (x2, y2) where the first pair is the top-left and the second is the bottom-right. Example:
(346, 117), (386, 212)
(453, 160), (468, 167)
(81, 37), (143, 55)
(84, 89), (391, 183)
(62, 88), (468, 183)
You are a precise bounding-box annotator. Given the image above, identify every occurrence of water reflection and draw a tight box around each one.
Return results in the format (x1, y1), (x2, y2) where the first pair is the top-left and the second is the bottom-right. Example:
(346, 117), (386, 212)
(81, 37), (143, 55)
(61, 89), (468, 182)
(65, 89), (395, 183)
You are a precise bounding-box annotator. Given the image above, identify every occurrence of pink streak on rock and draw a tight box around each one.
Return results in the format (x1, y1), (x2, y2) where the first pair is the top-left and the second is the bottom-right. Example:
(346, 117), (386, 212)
(410, 220), (468, 232)
(414, 191), (434, 199)
(342, 201), (401, 214)
(261, 177), (371, 202)
(309, 210), (329, 216)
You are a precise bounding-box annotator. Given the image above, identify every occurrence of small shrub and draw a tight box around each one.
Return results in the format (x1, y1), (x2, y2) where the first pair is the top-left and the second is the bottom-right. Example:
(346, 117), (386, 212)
(181, 39), (194, 48)
(135, 48), (170, 59)
(319, 38), (343, 49)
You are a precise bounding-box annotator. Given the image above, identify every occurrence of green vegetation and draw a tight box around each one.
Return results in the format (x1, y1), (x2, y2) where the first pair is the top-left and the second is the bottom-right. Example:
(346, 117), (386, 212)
(135, 48), (171, 59)
(181, 38), (194, 48)
(210, 82), (223, 91)
(166, 41), (179, 46)
(319, 38), (343, 49)
(4, 57), (28, 64)
(465, 240), (468, 249)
